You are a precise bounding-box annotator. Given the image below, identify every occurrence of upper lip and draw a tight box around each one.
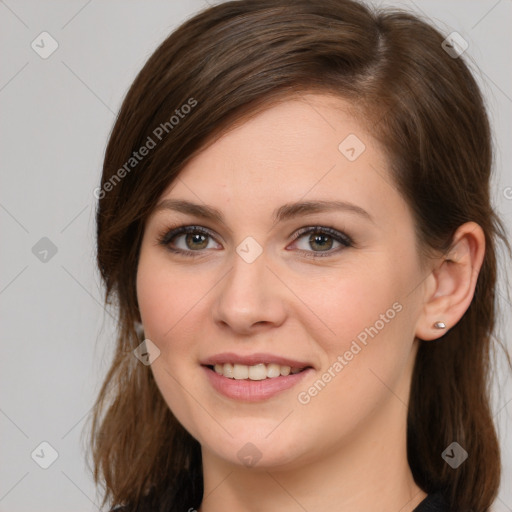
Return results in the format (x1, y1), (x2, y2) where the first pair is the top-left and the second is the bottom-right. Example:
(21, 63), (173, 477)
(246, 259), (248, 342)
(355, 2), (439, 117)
(201, 352), (313, 369)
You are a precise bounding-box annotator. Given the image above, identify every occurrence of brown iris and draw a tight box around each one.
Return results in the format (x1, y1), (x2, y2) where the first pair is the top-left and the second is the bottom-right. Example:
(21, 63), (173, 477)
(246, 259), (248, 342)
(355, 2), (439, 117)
(186, 233), (209, 250)
(308, 232), (333, 251)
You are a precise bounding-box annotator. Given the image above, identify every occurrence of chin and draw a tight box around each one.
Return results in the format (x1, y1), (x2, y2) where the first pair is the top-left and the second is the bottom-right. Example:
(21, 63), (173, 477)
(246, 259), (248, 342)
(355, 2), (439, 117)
(197, 423), (313, 470)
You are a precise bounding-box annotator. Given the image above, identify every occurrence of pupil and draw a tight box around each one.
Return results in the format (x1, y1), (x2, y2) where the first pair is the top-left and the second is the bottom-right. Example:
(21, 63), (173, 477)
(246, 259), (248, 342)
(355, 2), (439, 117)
(310, 233), (332, 251)
(186, 233), (208, 250)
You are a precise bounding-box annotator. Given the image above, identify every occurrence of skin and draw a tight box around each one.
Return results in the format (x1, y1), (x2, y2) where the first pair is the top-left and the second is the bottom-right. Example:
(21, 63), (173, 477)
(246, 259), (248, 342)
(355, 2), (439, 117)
(136, 93), (485, 512)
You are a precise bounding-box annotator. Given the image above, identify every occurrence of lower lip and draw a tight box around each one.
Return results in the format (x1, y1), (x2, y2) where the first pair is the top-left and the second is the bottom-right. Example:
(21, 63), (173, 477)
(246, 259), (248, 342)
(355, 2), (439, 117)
(203, 366), (313, 402)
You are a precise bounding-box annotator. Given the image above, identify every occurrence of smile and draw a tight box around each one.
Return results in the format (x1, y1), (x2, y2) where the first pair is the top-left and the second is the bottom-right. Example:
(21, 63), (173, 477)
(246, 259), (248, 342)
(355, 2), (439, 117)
(210, 362), (307, 380)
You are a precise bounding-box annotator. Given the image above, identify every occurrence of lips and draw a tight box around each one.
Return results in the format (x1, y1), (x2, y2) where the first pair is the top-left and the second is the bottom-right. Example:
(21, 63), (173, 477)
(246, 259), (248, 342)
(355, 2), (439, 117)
(200, 352), (314, 402)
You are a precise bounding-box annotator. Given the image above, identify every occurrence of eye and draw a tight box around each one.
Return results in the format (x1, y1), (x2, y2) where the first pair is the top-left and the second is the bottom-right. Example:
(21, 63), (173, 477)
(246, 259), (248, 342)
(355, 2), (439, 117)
(157, 224), (353, 258)
(158, 225), (221, 255)
(289, 226), (352, 257)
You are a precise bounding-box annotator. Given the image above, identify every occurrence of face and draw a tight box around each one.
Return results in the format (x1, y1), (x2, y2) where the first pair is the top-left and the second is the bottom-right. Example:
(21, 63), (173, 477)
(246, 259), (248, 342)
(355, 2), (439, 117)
(136, 93), (427, 470)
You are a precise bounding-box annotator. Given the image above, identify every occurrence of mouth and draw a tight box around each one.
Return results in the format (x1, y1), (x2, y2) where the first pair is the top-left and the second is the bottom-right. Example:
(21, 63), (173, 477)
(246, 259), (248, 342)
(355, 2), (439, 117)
(205, 362), (311, 380)
(200, 353), (314, 402)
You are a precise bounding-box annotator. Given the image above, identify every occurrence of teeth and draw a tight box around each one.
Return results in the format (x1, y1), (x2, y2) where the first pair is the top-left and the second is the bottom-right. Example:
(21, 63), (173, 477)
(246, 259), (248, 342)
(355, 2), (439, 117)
(233, 364), (249, 380)
(267, 363), (281, 378)
(212, 362), (305, 380)
(248, 363), (267, 380)
(223, 363), (234, 378)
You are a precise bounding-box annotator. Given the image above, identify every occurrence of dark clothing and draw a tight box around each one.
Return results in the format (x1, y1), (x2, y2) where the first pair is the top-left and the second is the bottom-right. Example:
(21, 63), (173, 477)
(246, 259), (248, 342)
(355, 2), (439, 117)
(414, 492), (450, 511)
(112, 491), (450, 512)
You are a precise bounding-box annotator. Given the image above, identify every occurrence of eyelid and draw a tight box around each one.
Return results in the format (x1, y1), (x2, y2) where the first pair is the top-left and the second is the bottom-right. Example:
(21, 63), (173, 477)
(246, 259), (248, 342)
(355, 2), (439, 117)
(158, 224), (220, 246)
(289, 225), (353, 246)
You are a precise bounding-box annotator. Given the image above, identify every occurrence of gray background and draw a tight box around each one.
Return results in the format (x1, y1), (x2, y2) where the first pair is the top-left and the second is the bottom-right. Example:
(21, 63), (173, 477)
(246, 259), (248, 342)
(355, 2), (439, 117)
(1, 1), (511, 510)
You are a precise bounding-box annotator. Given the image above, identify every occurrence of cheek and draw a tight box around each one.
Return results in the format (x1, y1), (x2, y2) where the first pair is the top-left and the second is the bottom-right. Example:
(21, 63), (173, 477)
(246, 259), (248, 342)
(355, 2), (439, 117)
(293, 250), (421, 418)
(294, 258), (408, 355)
(290, 260), (418, 443)
(136, 256), (168, 341)
(136, 245), (220, 371)
(136, 247), (208, 436)
(136, 248), (192, 350)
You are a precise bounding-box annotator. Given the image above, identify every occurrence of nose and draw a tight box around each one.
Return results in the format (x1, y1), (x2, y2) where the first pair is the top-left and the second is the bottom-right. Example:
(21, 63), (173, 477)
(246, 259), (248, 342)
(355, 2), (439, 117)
(211, 249), (287, 335)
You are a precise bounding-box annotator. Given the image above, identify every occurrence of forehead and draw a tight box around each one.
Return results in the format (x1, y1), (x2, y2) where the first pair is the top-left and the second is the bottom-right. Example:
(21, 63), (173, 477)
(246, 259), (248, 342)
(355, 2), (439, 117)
(159, 94), (407, 227)
(191, 94), (370, 174)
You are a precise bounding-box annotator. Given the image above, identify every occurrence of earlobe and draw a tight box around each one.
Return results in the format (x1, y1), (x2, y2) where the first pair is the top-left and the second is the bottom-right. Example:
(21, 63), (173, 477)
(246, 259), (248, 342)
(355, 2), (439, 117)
(415, 222), (485, 341)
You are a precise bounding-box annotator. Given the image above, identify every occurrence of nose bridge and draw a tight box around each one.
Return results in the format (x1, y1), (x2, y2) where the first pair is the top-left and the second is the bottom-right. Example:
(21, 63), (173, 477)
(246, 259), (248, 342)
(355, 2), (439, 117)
(212, 244), (286, 331)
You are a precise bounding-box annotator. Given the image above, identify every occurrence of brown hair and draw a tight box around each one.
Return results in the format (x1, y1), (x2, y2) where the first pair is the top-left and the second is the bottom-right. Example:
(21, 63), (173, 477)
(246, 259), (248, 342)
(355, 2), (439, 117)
(88, 1), (511, 511)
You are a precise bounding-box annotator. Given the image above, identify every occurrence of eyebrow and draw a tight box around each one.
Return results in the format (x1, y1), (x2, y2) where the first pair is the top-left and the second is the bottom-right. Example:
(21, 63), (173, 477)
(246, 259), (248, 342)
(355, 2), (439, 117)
(153, 198), (373, 225)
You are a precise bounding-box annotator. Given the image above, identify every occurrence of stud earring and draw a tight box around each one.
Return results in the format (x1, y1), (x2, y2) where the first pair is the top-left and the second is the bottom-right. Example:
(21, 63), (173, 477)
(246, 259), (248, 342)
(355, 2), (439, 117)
(433, 321), (446, 329)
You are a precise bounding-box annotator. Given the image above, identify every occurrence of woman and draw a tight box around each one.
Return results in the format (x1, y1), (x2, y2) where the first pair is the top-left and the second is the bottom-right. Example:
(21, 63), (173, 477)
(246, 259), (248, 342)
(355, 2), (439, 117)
(89, 1), (511, 511)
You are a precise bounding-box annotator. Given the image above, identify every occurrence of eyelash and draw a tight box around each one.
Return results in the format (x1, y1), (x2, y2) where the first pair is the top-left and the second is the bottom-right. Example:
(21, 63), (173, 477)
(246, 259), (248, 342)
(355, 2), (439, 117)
(156, 224), (354, 259)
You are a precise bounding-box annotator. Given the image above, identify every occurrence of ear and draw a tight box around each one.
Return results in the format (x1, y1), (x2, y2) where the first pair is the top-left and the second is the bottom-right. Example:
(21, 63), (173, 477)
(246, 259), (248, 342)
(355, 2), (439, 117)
(415, 222), (486, 341)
